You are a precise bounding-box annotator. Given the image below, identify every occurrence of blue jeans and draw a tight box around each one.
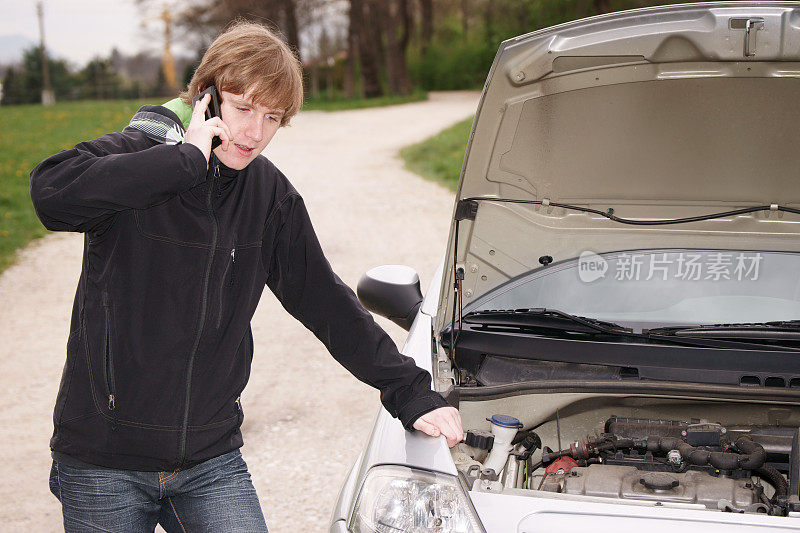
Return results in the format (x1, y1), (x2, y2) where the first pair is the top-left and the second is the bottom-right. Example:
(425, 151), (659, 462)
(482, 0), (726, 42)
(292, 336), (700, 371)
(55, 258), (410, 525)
(49, 449), (268, 532)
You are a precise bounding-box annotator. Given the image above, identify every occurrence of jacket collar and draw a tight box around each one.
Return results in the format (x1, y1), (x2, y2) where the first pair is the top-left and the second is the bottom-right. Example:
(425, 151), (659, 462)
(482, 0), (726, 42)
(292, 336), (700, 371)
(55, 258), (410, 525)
(125, 102), (187, 145)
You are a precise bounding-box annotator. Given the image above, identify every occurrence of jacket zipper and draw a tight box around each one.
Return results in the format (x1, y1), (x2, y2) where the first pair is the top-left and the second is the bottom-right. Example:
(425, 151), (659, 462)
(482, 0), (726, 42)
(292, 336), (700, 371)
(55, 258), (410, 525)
(229, 248), (236, 287)
(178, 163), (219, 466)
(102, 292), (116, 412)
(216, 247), (235, 329)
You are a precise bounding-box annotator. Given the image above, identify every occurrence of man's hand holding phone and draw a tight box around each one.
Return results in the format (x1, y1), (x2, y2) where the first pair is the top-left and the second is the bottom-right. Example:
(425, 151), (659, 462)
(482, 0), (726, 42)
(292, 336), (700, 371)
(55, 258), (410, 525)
(185, 92), (233, 166)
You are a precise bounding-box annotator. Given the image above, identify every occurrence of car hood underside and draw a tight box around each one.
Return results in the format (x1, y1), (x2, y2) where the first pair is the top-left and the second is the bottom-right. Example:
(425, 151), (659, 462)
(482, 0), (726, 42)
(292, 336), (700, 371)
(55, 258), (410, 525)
(437, 2), (800, 329)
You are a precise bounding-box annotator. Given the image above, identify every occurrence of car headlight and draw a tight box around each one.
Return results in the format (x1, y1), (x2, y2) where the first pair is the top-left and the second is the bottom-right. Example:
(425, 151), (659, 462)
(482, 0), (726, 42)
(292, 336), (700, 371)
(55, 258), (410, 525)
(349, 465), (484, 533)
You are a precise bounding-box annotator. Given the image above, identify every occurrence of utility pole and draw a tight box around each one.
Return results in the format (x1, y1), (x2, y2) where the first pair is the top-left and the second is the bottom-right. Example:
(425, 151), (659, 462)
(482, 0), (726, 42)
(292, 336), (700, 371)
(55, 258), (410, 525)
(37, 1), (55, 105)
(161, 7), (178, 93)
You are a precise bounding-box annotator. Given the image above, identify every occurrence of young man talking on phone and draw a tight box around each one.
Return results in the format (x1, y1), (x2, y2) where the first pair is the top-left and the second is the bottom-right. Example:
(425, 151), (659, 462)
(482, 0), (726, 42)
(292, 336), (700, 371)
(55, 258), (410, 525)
(31, 22), (462, 532)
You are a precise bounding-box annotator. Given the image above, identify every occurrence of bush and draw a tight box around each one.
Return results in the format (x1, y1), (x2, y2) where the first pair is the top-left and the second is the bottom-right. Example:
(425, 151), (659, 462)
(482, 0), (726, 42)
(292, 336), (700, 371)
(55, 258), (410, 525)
(408, 39), (496, 91)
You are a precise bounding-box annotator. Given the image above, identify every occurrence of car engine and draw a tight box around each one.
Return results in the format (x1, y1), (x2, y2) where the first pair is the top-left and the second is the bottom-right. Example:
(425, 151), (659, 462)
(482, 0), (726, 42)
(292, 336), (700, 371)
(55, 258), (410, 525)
(454, 416), (799, 516)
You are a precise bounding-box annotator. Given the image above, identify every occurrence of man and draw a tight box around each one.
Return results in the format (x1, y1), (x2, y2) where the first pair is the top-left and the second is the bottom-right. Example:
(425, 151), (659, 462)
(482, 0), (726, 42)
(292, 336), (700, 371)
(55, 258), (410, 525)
(31, 22), (462, 532)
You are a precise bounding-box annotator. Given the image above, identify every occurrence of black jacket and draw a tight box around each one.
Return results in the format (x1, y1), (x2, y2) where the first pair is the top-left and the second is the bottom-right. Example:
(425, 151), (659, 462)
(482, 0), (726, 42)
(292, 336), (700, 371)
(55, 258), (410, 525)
(30, 104), (447, 472)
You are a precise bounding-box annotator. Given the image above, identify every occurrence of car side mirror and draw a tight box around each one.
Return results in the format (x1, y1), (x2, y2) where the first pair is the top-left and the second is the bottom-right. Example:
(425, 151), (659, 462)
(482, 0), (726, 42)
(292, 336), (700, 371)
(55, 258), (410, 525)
(357, 265), (423, 331)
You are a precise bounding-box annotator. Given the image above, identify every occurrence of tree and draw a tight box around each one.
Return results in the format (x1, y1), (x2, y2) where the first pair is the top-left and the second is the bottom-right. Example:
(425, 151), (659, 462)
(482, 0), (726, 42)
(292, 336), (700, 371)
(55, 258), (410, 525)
(80, 58), (122, 100)
(594, 0), (612, 14)
(344, 0), (358, 98)
(1, 68), (23, 105)
(1, 46), (74, 105)
(420, 0), (433, 55)
(161, 0), (304, 62)
(461, 0), (470, 39)
(351, 0), (382, 97)
(279, 0), (301, 59)
(399, 0), (411, 52)
(379, 0), (411, 95)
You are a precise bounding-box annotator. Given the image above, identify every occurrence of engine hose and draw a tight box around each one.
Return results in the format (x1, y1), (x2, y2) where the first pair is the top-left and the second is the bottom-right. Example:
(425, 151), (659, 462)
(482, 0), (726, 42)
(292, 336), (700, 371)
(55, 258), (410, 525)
(512, 429), (535, 445)
(514, 431), (543, 460)
(645, 434), (766, 471)
(596, 439), (635, 453)
(542, 437), (635, 463)
(755, 465), (788, 501)
(544, 434), (766, 471)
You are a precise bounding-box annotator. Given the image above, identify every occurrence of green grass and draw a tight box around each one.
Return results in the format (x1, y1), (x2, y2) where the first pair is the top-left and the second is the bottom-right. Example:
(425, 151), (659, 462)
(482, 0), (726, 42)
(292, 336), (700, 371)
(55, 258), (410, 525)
(302, 90), (427, 111)
(0, 99), (150, 273)
(400, 117), (473, 192)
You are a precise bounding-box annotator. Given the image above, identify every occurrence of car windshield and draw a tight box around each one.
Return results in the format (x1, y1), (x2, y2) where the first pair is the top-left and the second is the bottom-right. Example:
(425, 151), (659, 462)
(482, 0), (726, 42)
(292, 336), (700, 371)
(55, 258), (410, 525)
(466, 250), (800, 331)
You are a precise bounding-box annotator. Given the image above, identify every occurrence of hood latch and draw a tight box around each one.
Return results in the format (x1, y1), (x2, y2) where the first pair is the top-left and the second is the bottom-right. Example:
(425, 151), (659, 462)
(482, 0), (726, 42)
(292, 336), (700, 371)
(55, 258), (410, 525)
(744, 18), (765, 58)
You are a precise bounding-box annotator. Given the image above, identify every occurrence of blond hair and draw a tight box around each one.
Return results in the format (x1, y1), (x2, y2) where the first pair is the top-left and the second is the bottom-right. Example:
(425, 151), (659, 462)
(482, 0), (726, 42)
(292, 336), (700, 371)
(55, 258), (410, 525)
(180, 21), (303, 126)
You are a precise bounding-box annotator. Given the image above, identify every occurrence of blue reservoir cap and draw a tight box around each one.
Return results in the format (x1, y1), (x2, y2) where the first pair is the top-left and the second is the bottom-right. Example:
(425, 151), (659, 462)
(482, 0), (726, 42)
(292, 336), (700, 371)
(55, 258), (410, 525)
(487, 415), (523, 429)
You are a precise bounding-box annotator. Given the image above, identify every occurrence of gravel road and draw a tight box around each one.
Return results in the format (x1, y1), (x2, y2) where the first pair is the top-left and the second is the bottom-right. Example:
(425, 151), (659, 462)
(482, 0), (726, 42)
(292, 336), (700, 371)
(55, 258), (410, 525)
(0, 91), (479, 532)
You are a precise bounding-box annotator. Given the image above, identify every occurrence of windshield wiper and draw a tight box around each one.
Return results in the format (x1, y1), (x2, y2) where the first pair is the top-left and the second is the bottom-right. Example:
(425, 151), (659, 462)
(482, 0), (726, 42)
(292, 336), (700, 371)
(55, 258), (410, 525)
(646, 321), (800, 340)
(458, 308), (800, 351)
(464, 308), (633, 336)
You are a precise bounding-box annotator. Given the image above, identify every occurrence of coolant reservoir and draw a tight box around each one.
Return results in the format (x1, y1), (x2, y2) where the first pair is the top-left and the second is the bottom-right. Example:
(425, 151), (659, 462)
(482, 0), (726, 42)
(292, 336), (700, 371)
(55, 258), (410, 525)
(483, 414), (522, 475)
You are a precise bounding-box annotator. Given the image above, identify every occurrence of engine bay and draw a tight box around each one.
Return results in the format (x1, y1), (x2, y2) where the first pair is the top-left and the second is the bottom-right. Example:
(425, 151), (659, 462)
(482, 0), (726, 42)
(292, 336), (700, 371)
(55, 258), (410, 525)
(452, 401), (800, 517)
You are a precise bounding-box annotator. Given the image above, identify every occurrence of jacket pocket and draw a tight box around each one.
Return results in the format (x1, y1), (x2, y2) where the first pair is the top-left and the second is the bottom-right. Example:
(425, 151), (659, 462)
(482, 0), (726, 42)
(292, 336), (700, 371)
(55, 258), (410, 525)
(217, 247), (236, 329)
(101, 292), (116, 412)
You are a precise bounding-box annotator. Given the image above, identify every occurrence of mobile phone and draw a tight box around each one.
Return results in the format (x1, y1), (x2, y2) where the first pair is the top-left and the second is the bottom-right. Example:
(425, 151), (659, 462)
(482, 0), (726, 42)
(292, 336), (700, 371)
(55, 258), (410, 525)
(192, 85), (223, 149)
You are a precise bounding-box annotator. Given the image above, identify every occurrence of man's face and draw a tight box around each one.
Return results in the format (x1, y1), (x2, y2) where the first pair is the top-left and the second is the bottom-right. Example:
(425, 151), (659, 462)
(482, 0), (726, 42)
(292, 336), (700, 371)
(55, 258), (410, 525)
(212, 88), (284, 170)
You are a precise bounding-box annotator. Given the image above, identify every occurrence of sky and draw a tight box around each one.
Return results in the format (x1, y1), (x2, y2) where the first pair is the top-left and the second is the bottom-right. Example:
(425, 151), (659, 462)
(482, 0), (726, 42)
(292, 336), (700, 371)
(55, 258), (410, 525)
(0, 0), (188, 67)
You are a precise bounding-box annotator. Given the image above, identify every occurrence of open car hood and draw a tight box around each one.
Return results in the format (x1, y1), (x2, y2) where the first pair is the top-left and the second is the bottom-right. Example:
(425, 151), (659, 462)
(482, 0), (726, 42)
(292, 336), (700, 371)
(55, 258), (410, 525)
(437, 2), (800, 331)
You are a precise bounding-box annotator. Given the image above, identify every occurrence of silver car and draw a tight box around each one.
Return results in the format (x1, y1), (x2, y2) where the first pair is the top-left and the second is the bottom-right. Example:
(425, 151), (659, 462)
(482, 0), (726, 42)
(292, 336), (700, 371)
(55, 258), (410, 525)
(330, 3), (800, 531)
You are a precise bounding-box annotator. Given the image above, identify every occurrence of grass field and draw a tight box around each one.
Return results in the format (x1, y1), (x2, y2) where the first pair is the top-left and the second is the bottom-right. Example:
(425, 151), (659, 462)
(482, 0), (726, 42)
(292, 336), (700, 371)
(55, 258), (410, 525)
(399, 117), (473, 192)
(0, 99), (151, 273)
(0, 94), (432, 274)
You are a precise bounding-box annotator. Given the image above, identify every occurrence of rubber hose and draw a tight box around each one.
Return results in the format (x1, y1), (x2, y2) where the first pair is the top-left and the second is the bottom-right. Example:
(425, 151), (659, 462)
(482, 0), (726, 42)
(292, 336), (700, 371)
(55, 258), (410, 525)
(597, 439), (635, 452)
(511, 430), (532, 445)
(646, 434), (766, 471)
(755, 465), (788, 500)
(514, 430), (542, 452)
(543, 437), (635, 463)
(735, 435), (768, 470)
